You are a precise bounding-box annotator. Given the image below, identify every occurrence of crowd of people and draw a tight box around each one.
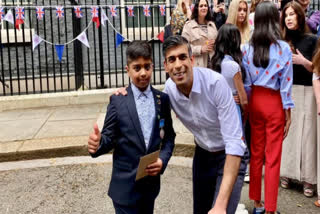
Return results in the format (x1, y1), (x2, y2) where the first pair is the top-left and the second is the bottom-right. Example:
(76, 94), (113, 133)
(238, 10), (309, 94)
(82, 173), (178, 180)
(88, 0), (320, 213)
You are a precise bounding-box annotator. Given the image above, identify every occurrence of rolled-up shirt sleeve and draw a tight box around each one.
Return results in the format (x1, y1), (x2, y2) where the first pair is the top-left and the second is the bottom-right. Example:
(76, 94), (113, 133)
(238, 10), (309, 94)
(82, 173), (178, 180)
(213, 76), (246, 156)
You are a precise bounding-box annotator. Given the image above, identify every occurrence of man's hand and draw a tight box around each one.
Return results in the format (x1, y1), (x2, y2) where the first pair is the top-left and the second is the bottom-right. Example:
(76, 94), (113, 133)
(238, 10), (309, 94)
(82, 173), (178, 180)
(113, 87), (128, 96)
(145, 158), (163, 176)
(208, 206), (226, 214)
(88, 123), (101, 154)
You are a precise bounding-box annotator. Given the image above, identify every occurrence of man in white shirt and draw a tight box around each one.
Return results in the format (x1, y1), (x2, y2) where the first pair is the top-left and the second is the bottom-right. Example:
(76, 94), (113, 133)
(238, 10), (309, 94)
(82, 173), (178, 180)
(163, 35), (247, 214)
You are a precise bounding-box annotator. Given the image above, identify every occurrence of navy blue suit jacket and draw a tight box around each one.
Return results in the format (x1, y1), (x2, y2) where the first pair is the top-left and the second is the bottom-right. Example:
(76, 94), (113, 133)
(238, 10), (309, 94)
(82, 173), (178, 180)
(91, 85), (176, 206)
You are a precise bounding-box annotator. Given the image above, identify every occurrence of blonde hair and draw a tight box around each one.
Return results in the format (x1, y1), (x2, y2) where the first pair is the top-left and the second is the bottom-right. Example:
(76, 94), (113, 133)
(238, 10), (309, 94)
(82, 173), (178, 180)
(313, 39), (320, 75)
(226, 0), (250, 44)
(177, 0), (192, 15)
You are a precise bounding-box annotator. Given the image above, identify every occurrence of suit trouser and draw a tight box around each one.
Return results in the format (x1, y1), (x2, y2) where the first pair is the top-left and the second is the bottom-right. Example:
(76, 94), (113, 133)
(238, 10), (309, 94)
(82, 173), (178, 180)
(249, 86), (285, 212)
(193, 145), (247, 214)
(113, 198), (155, 214)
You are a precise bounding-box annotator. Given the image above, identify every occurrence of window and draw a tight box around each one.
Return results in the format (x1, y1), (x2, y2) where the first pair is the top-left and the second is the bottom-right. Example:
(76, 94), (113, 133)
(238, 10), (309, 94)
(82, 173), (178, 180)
(120, 0), (170, 40)
(0, 0), (34, 43)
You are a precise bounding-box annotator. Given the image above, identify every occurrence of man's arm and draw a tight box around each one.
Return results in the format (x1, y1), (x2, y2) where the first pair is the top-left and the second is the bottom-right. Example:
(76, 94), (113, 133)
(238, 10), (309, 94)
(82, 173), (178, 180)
(209, 155), (241, 214)
(209, 76), (245, 214)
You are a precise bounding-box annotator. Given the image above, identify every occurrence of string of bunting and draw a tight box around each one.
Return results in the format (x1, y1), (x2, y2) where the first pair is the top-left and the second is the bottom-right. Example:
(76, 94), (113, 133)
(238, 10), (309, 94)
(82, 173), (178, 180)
(0, 5), (170, 62)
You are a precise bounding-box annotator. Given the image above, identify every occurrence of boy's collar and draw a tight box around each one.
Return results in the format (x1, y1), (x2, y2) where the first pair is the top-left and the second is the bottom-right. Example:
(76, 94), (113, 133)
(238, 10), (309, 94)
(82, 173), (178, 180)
(131, 83), (152, 97)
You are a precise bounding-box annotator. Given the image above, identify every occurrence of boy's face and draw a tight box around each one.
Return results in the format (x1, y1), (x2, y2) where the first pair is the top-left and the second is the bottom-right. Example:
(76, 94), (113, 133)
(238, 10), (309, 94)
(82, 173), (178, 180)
(126, 57), (153, 91)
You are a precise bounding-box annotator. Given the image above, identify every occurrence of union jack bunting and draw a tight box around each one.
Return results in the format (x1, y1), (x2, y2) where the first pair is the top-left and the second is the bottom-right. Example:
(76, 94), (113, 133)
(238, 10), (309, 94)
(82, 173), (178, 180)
(74, 6), (83, 18)
(91, 6), (99, 18)
(159, 5), (165, 16)
(143, 5), (150, 17)
(110, 6), (117, 17)
(56, 6), (64, 19)
(15, 7), (25, 20)
(36, 7), (45, 20)
(0, 7), (5, 21)
(127, 6), (134, 17)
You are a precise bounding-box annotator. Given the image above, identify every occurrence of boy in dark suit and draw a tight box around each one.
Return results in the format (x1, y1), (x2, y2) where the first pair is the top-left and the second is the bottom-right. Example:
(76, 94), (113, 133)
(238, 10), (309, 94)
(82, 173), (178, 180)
(87, 41), (175, 214)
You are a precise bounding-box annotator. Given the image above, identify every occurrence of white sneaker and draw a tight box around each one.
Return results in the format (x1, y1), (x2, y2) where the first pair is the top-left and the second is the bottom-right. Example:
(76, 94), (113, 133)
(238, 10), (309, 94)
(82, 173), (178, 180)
(236, 204), (249, 214)
(244, 173), (250, 183)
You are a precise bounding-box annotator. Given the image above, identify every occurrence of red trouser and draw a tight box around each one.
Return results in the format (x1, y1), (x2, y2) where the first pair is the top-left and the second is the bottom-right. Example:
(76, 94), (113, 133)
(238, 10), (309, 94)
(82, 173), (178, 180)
(249, 86), (285, 212)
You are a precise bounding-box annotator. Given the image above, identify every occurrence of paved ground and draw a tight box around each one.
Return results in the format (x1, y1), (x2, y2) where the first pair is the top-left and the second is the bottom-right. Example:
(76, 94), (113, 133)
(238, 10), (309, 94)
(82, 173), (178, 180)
(1, 156), (319, 214)
(0, 104), (194, 162)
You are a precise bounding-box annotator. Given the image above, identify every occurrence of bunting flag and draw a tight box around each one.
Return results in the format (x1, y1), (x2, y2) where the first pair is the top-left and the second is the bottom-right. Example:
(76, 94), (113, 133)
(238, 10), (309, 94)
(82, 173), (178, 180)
(159, 5), (165, 16)
(55, 44), (65, 62)
(101, 8), (108, 26)
(36, 7), (45, 20)
(3, 9), (14, 25)
(15, 7), (25, 30)
(143, 5), (151, 17)
(0, 7), (5, 21)
(32, 34), (43, 51)
(77, 32), (90, 48)
(74, 6), (83, 18)
(56, 6), (64, 19)
(91, 6), (100, 28)
(127, 6), (134, 17)
(157, 31), (164, 43)
(110, 6), (117, 17)
(116, 32), (124, 48)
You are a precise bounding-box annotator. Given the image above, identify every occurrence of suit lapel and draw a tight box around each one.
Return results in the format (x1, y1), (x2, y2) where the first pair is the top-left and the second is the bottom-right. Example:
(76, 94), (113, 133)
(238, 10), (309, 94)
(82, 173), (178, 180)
(126, 86), (147, 152)
(148, 87), (161, 151)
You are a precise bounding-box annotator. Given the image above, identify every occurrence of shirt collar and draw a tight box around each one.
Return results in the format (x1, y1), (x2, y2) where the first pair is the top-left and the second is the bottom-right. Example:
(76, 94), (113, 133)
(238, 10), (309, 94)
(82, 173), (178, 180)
(131, 83), (152, 99)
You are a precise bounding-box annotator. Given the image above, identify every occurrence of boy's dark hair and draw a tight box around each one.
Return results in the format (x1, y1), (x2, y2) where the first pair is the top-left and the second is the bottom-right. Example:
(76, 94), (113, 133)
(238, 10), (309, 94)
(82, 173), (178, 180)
(211, 23), (246, 81)
(126, 41), (152, 64)
(162, 35), (192, 59)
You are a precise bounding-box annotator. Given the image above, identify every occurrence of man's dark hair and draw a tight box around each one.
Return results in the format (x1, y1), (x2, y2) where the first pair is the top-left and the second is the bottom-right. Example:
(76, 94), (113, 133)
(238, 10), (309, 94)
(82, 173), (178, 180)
(162, 35), (192, 59)
(126, 41), (152, 65)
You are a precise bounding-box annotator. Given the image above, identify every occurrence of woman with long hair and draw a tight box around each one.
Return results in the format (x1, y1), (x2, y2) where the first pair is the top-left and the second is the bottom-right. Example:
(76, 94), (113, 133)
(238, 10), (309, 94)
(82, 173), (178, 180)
(279, 0), (318, 198)
(211, 23), (248, 116)
(312, 38), (320, 208)
(242, 2), (294, 213)
(226, 0), (251, 44)
(182, 0), (218, 68)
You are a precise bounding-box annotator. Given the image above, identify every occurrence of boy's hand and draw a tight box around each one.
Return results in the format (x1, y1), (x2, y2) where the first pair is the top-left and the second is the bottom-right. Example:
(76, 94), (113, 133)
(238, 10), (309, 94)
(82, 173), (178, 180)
(113, 87), (128, 96)
(88, 123), (101, 154)
(145, 158), (163, 176)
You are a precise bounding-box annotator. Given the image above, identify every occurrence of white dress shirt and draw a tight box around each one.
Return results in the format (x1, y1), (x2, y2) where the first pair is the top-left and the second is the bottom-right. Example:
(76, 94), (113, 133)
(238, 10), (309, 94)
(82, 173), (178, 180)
(164, 67), (246, 156)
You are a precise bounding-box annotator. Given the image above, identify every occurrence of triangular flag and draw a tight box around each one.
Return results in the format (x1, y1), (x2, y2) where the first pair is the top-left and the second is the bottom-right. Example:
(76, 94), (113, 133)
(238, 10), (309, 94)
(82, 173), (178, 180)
(77, 32), (90, 48)
(101, 8), (108, 26)
(55, 45), (65, 62)
(116, 32), (124, 48)
(157, 31), (164, 43)
(32, 34), (43, 51)
(3, 9), (14, 25)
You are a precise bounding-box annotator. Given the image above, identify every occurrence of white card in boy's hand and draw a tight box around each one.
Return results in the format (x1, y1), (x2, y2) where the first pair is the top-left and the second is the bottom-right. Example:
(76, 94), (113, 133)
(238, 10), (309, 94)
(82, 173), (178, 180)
(135, 150), (160, 181)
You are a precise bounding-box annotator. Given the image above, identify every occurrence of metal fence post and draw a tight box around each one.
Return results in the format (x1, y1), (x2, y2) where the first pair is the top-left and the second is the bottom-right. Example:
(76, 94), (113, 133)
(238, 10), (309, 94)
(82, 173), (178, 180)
(98, 0), (105, 88)
(71, 0), (84, 90)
